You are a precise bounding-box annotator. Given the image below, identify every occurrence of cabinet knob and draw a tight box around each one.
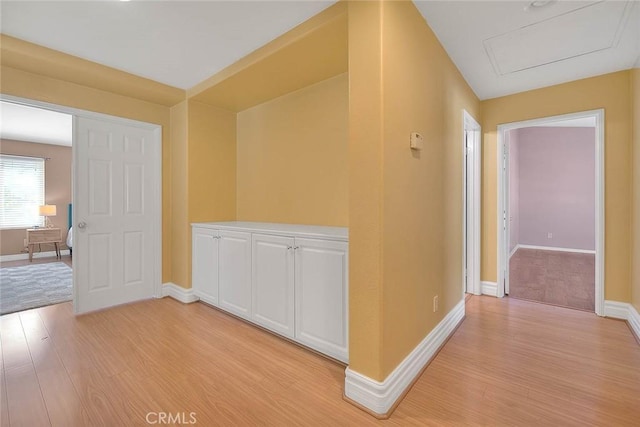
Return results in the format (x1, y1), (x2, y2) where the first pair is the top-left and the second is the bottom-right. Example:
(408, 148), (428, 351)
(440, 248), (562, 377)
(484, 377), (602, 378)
(287, 246), (292, 250)
(293, 246), (300, 250)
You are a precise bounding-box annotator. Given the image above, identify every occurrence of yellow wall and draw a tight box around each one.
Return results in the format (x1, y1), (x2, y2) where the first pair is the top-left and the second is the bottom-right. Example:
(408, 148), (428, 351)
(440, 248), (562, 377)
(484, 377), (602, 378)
(1, 65), (179, 283)
(347, 0), (385, 379)
(236, 73), (348, 226)
(632, 68), (640, 311)
(347, 0), (480, 381)
(481, 71), (633, 302)
(185, 100), (237, 287)
(170, 101), (189, 288)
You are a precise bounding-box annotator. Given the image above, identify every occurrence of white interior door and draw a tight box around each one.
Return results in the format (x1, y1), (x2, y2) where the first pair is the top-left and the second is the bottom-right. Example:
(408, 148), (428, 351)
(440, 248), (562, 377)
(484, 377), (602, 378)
(74, 116), (160, 313)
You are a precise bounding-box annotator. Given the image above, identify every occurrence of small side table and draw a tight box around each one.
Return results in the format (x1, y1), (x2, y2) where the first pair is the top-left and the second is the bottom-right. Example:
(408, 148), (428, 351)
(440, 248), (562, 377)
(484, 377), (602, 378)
(26, 228), (62, 262)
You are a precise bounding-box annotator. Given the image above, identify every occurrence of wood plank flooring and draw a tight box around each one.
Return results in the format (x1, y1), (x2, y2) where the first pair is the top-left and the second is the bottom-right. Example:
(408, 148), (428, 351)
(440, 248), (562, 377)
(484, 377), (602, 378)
(509, 249), (595, 311)
(0, 295), (638, 426)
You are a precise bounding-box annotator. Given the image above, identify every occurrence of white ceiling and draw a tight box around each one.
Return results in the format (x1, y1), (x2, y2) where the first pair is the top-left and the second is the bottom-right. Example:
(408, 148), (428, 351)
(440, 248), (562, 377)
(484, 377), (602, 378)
(0, 102), (73, 146)
(0, 1), (638, 100)
(415, 0), (640, 100)
(0, 0), (336, 90)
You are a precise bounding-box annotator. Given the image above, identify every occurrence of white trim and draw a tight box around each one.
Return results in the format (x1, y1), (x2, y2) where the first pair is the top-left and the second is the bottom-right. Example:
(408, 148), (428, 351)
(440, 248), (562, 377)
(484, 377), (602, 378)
(509, 245), (519, 259)
(514, 244), (595, 255)
(344, 299), (465, 415)
(603, 300), (631, 320)
(629, 305), (640, 340)
(161, 282), (199, 304)
(481, 281), (498, 297)
(602, 301), (640, 342)
(463, 110), (482, 296)
(497, 109), (604, 315)
(0, 250), (71, 262)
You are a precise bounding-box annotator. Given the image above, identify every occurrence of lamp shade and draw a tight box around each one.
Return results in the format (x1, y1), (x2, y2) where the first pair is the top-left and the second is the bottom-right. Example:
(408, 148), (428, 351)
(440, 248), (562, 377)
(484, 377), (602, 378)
(38, 205), (57, 217)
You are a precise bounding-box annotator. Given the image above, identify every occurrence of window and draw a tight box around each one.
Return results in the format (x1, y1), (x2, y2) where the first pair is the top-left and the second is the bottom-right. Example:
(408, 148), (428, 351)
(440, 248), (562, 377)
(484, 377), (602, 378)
(0, 154), (45, 229)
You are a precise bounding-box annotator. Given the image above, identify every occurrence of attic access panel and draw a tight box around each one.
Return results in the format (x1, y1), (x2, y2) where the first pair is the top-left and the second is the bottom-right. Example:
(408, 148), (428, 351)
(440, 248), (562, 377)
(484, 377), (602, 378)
(484, 1), (634, 75)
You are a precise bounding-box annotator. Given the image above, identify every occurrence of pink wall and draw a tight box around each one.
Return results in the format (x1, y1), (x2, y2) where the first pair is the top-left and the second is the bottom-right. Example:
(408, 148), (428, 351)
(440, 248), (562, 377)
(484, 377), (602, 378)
(508, 130), (520, 254)
(511, 127), (595, 251)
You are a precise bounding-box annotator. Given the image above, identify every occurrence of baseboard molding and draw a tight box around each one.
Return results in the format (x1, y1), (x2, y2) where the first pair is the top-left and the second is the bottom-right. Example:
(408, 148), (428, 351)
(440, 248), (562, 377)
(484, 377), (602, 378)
(161, 282), (199, 304)
(603, 300), (631, 320)
(0, 250), (71, 262)
(515, 244), (595, 255)
(629, 304), (640, 343)
(344, 299), (465, 416)
(603, 300), (640, 343)
(481, 281), (497, 297)
(509, 246), (518, 259)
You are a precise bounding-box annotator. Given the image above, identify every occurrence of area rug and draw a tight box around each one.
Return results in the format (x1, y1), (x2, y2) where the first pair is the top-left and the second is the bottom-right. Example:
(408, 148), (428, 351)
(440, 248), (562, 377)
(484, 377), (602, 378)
(0, 262), (72, 315)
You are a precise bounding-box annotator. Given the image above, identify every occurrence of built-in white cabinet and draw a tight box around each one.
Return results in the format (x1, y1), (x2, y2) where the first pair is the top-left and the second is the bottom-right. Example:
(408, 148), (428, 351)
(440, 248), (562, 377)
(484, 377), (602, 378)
(191, 222), (348, 363)
(294, 238), (348, 362)
(218, 231), (252, 320)
(252, 234), (295, 338)
(192, 227), (219, 305)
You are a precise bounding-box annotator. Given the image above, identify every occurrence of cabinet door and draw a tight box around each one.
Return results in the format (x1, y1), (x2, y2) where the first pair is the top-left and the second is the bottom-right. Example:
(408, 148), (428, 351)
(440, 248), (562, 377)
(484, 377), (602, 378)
(294, 238), (348, 362)
(251, 234), (295, 338)
(218, 230), (252, 319)
(192, 228), (219, 306)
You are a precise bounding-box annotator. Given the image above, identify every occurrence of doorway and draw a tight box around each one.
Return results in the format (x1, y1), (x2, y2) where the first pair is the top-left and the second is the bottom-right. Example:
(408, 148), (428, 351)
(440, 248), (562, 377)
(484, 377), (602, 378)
(1, 95), (163, 315)
(497, 109), (604, 315)
(463, 110), (481, 296)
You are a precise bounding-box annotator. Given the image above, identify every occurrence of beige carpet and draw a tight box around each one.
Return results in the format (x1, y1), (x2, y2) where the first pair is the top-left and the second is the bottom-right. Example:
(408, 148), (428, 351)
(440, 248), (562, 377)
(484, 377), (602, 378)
(509, 248), (595, 311)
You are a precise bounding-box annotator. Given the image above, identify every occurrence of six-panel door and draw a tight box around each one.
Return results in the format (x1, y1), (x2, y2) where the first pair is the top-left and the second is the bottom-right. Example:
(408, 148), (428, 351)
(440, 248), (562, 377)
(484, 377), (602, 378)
(251, 234), (295, 338)
(294, 238), (349, 362)
(75, 116), (158, 314)
(218, 230), (252, 319)
(192, 227), (219, 306)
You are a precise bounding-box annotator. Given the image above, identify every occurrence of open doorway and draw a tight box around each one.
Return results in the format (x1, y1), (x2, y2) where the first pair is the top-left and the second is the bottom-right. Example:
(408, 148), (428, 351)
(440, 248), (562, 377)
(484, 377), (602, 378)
(0, 101), (73, 315)
(1, 95), (163, 315)
(497, 110), (605, 315)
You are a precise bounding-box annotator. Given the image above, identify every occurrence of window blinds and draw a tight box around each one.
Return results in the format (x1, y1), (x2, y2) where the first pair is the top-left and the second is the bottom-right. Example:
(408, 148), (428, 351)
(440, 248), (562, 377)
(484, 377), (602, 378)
(0, 154), (45, 229)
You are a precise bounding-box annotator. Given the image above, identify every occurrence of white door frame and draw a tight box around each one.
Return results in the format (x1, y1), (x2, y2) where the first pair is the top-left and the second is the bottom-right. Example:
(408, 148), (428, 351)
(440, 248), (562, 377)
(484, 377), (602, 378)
(496, 109), (604, 316)
(463, 110), (482, 296)
(0, 94), (164, 308)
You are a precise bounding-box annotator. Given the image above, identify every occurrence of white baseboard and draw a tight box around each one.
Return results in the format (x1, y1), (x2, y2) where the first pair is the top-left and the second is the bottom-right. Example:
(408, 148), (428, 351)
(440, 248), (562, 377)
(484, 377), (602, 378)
(516, 244), (595, 255)
(0, 250), (71, 262)
(629, 304), (640, 341)
(481, 281), (497, 297)
(603, 300), (631, 320)
(344, 299), (465, 415)
(603, 300), (640, 341)
(161, 282), (199, 304)
(509, 246), (518, 259)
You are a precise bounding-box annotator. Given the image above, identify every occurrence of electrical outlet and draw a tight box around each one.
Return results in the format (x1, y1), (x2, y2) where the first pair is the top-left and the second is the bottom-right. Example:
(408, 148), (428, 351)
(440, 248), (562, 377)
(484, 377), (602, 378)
(433, 295), (439, 312)
(547, 232), (553, 239)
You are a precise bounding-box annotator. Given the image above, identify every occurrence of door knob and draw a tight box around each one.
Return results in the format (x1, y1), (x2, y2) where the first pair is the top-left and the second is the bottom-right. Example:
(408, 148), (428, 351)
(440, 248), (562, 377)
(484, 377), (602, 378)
(77, 221), (87, 229)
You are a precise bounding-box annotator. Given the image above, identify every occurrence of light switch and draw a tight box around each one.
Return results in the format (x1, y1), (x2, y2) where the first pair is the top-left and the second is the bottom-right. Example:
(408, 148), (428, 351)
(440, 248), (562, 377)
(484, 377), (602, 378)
(410, 132), (424, 150)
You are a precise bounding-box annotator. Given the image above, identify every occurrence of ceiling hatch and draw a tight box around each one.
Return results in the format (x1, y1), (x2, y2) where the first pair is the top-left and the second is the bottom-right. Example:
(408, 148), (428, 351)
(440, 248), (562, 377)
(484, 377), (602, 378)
(484, 1), (634, 75)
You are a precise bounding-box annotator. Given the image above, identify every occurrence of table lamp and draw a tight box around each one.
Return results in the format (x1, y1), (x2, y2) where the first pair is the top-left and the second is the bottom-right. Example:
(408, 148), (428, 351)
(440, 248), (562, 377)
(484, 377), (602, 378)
(38, 205), (57, 228)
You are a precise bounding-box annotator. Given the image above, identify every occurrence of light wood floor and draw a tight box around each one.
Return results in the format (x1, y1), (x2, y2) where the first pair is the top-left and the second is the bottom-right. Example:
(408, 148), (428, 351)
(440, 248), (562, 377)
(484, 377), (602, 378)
(1, 295), (638, 426)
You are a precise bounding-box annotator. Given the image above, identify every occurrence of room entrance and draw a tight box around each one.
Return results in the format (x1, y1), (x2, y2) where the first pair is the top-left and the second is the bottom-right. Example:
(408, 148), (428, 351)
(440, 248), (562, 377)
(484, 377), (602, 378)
(0, 95), (162, 315)
(496, 110), (604, 315)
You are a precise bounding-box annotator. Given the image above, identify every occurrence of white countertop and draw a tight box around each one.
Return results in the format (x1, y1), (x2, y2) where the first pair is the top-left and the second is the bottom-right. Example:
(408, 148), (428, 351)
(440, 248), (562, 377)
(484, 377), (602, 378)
(191, 221), (348, 241)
